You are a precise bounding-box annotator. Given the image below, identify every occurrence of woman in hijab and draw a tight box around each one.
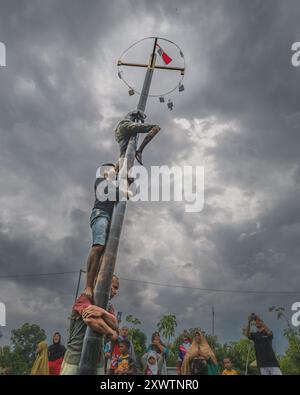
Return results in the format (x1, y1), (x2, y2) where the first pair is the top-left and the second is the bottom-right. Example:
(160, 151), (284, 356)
(31, 341), (49, 375)
(48, 332), (66, 375)
(145, 332), (169, 375)
(181, 330), (219, 375)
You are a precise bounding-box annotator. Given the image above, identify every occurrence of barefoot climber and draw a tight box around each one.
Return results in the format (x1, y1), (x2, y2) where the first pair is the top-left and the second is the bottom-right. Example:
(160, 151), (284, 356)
(83, 164), (122, 299)
(115, 110), (161, 168)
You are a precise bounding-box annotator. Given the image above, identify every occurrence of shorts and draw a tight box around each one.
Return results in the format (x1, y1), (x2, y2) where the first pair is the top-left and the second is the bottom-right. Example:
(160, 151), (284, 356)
(260, 367), (282, 375)
(90, 208), (111, 246)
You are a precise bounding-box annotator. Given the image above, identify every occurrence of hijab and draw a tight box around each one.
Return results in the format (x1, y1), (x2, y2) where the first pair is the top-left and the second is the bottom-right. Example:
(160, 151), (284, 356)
(146, 351), (159, 375)
(149, 332), (167, 355)
(181, 331), (218, 375)
(31, 341), (49, 375)
(48, 333), (66, 361)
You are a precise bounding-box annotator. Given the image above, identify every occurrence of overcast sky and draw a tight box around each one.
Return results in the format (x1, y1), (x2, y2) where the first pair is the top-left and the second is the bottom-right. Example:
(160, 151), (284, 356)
(1, 0), (300, 355)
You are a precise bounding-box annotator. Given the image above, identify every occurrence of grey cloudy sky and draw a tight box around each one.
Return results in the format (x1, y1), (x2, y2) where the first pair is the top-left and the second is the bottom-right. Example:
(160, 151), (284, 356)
(0, 0), (300, 354)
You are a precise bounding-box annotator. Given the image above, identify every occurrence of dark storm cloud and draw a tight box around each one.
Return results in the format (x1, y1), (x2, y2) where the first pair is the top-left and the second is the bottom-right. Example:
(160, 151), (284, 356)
(0, 0), (299, 353)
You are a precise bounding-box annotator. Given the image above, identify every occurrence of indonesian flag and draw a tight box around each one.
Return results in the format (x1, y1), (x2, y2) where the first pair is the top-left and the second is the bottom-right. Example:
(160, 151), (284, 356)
(156, 43), (172, 65)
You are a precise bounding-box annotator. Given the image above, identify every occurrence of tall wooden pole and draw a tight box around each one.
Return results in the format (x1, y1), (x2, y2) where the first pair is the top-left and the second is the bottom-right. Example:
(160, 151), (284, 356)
(77, 40), (158, 375)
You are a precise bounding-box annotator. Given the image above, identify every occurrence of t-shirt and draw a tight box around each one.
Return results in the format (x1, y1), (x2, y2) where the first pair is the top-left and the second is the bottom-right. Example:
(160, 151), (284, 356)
(93, 177), (119, 215)
(222, 368), (239, 375)
(110, 337), (136, 370)
(248, 330), (279, 368)
(63, 296), (115, 367)
(64, 315), (93, 366)
(115, 354), (136, 375)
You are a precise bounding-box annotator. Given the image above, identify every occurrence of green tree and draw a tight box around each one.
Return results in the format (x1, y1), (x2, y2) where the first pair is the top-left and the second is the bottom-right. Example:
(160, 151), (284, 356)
(157, 314), (177, 345)
(0, 323), (46, 375)
(216, 338), (257, 375)
(128, 328), (147, 356)
(0, 345), (28, 375)
(125, 315), (147, 374)
(126, 315), (142, 326)
(269, 306), (300, 354)
(11, 323), (46, 363)
(279, 329), (300, 375)
(269, 306), (300, 374)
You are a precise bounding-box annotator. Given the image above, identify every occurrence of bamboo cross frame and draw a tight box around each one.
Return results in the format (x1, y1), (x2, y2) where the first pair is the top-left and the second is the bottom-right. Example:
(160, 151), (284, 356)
(117, 59), (185, 75)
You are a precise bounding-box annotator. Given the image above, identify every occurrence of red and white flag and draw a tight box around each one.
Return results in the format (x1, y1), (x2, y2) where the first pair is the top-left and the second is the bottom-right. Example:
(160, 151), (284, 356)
(156, 43), (172, 65)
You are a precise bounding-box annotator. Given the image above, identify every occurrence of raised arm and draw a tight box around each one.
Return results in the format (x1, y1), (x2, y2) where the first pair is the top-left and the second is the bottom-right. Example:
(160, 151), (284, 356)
(246, 315), (253, 338)
(125, 120), (159, 135)
(261, 321), (273, 337)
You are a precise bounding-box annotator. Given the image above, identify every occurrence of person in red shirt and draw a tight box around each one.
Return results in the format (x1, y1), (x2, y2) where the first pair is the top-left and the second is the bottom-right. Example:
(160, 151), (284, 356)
(61, 275), (119, 375)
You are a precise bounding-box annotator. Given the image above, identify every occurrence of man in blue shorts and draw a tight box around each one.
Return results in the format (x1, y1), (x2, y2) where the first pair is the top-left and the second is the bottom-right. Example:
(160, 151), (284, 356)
(83, 163), (119, 299)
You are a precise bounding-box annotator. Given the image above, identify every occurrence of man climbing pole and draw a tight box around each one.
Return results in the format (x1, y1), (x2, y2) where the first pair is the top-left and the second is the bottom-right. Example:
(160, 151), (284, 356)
(115, 110), (161, 168)
(83, 163), (117, 299)
(83, 164), (132, 299)
(61, 275), (120, 375)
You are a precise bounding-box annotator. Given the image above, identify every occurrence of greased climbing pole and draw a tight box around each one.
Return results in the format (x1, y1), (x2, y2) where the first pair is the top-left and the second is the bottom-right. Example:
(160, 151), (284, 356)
(78, 37), (184, 375)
